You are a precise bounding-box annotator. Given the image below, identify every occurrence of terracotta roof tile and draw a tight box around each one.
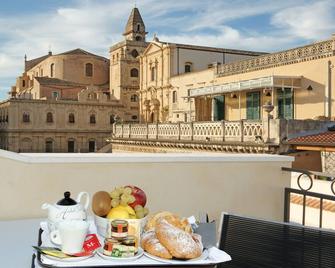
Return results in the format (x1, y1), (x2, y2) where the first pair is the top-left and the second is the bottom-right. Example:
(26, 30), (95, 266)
(288, 131), (335, 146)
(34, 77), (85, 87)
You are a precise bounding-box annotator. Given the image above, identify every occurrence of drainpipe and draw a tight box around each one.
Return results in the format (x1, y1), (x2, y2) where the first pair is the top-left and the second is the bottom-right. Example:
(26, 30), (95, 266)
(327, 60), (334, 119)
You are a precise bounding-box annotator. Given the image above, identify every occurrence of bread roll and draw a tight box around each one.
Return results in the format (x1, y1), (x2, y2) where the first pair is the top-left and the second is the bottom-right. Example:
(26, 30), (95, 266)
(155, 219), (203, 259)
(141, 231), (173, 259)
(145, 211), (192, 233)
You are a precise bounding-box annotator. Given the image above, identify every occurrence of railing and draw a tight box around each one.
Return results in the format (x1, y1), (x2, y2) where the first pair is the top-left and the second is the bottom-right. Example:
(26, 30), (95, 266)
(113, 120), (263, 143)
(283, 167), (335, 228)
(217, 38), (335, 77)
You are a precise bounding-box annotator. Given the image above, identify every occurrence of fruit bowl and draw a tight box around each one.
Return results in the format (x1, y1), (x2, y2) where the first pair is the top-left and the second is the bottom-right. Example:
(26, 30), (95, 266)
(94, 213), (148, 238)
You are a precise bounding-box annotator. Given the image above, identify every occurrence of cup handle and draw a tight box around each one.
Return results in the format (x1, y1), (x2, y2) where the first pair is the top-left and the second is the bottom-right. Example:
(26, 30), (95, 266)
(77, 192), (90, 210)
(50, 230), (62, 246)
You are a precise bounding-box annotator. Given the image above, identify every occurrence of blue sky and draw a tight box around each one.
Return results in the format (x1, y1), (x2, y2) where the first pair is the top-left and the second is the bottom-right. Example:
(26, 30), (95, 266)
(1, 0), (335, 100)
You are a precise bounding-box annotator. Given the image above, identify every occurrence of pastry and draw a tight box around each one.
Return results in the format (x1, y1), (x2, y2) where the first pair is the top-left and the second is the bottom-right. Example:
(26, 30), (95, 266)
(155, 219), (203, 259)
(141, 231), (173, 259)
(145, 211), (192, 233)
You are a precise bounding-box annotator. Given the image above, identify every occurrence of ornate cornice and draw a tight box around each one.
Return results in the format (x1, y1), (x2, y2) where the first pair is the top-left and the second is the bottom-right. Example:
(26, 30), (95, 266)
(216, 39), (335, 77)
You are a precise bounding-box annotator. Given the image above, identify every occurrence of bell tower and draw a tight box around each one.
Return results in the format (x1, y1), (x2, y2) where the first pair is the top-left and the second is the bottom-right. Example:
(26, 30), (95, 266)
(109, 7), (148, 122)
(123, 7), (147, 42)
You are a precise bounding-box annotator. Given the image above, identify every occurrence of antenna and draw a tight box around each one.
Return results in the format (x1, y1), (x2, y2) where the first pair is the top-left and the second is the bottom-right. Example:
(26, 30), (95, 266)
(134, 0), (137, 8)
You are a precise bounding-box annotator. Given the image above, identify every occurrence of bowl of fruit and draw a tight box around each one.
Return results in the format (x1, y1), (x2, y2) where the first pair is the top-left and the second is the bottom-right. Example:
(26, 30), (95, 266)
(92, 185), (149, 238)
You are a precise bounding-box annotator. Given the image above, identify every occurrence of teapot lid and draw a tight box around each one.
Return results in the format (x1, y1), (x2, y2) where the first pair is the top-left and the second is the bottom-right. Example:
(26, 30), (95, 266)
(57, 191), (77, 206)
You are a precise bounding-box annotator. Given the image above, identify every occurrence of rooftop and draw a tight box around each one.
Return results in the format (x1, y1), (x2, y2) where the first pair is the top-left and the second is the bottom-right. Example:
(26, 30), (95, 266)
(288, 131), (335, 147)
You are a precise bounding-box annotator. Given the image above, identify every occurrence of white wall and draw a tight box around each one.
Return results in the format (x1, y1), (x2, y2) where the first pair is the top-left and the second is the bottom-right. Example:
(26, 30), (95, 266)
(0, 150), (292, 223)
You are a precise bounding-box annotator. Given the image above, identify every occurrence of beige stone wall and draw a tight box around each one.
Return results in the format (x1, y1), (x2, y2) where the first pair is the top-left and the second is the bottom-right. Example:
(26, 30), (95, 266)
(0, 151), (292, 222)
(0, 98), (123, 153)
(26, 54), (109, 85)
(168, 56), (335, 122)
(110, 41), (147, 122)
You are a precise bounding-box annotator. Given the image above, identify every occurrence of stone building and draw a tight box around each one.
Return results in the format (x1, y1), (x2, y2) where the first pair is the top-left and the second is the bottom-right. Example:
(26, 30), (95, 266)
(138, 39), (266, 123)
(109, 7), (148, 123)
(0, 87), (122, 153)
(169, 35), (335, 122)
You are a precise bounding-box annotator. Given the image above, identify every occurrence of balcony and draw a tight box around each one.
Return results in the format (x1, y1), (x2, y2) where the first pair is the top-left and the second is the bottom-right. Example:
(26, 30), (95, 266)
(0, 149), (292, 221)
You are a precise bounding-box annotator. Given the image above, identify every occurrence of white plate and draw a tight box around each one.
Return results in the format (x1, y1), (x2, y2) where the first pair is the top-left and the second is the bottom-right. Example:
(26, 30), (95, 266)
(97, 247), (144, 261)
(41, 252), (95, 263)
(144, 249), (209, 264)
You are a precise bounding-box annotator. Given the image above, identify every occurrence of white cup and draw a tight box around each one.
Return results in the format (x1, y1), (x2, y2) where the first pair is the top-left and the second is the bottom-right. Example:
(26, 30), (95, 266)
(50, 220), (89, 254)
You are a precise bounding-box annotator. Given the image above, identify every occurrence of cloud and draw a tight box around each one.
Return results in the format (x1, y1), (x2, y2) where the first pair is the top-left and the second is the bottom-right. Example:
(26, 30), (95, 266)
(0, 0), (334, 99)
(271, 0), (335, 40)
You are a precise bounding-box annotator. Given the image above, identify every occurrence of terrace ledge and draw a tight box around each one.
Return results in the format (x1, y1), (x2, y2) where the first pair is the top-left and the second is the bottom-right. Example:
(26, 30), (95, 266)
(0, 149), (293, 164)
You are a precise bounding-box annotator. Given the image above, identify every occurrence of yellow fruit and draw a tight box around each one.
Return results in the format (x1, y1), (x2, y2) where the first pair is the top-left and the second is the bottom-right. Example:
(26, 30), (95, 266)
(122, 205), (136, 217)
(107, 207), (130, 219)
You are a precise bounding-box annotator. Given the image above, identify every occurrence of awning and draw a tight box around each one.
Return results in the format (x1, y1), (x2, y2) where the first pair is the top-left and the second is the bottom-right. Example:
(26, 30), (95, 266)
(188, 75), (302, 98)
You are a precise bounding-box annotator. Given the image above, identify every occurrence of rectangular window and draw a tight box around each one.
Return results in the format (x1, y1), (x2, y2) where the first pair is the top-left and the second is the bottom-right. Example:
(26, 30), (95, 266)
(52, 91), (59, 99)
(213, 96), (225, 121)
(89, 141), (95, 152)
(68, 140), (75, 153)
(277, 88), (293, 119)
(246, 92), (260, 120)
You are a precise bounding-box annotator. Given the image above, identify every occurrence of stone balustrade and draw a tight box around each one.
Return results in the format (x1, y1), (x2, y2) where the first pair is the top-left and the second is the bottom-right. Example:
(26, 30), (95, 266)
(113, 120), (263, 143)
(216, 38), (335, 77)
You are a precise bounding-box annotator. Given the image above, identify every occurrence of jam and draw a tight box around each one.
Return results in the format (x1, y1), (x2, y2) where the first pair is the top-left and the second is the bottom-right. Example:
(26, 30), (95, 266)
(111, 220), (128, 239)
(103, 238), (120, 256)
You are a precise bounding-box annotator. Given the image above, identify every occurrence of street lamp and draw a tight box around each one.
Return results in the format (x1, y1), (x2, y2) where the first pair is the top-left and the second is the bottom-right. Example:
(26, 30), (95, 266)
(263, 101), (274, 143)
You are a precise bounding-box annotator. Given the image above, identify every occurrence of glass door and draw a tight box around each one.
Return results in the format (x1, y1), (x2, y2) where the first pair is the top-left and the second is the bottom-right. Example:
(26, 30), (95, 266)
(277, 88), (293, 119)
(213, 96), (225, 121)
(246, 92), (260, 120)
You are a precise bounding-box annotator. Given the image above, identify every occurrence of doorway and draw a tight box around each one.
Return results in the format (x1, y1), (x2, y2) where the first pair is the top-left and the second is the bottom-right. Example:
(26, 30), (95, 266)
(246, 91), (260, 120)
(213, 96), (225, 121)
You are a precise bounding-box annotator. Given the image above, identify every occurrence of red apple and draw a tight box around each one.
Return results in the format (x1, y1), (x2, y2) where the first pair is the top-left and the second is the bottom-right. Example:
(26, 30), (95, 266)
(126, 185), (147, 208)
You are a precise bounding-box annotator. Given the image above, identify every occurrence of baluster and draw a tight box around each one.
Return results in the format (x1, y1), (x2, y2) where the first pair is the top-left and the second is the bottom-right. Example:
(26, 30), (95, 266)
(178, 122), (181, 140)
(121, 124), (124, 138)
(129, 124), (132, 139)
(240, 120), (244, 142)
(156, 122), (159, 140)
(190, 122), (194, 141)
(146, 123), (149, 139)
(222, 120), (225, 142)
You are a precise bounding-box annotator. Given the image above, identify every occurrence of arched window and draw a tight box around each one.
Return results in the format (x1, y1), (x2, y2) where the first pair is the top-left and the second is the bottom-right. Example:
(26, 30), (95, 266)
(22, 80), (26, 87)
(90, 114), (96, 124)
(151, 67), (155, 81)
(172, 91), (177, 103)
(131, 49), (139, 58)
(85, 63), (93, 77)
(130, 68), (139, 77)
(46, 112), (53, 123)
(185, 63), (192, 73)
(137, 24), (141, 32)
(68, 113), (75, 123)
(135, 36), (142, 41)
(130, 94), (139, 102)
(50, 63), (54, 77)
(22, 112), (30, 123)
(132, 115), (138, 120)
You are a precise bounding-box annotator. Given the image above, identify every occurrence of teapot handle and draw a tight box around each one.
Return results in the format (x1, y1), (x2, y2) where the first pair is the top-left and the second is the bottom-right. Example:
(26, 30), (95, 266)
(77, 192), (90, 210)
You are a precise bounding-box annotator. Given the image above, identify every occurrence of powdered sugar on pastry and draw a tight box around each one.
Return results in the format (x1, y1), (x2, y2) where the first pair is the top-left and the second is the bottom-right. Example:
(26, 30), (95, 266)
(155, 218), (202, 259)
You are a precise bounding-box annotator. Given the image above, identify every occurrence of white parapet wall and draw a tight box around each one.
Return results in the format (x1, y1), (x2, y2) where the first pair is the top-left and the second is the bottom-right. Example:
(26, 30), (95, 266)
(0, 149), (293, 222)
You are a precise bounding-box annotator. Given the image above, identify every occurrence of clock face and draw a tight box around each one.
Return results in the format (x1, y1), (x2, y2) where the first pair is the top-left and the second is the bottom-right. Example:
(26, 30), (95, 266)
(131, 49), (139, 58)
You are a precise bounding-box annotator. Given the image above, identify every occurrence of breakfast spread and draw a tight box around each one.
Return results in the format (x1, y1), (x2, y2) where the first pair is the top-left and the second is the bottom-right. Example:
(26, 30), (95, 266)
(35, 187), (220, 266)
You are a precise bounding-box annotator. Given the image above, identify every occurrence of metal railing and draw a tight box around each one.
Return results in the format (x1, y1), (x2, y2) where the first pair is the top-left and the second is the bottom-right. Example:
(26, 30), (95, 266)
(283, 167), (335, 228)
(113, 120), (263, 143)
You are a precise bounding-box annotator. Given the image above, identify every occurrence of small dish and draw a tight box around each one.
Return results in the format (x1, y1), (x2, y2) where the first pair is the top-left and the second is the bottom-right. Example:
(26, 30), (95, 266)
(97, 247), (144, 261)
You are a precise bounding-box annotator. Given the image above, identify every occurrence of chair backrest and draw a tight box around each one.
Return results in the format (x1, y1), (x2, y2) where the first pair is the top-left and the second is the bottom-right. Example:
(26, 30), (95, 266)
(218, 214), (335, 268)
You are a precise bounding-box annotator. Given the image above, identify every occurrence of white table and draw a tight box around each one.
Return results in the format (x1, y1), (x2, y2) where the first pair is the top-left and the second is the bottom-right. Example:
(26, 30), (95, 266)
(0, 218), (41, 267)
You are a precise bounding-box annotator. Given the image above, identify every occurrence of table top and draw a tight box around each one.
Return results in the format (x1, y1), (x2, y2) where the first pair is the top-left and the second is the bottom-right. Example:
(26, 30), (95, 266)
(0, 218), (230, 268)
(0, 218), (41, 268)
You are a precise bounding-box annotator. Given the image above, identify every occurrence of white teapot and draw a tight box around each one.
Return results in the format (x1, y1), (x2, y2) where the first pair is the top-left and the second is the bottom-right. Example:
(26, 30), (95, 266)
(42, 191), (90, 232)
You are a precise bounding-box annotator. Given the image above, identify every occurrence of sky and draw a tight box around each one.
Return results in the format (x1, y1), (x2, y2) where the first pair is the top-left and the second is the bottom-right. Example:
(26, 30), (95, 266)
(0, 0), (335, 100)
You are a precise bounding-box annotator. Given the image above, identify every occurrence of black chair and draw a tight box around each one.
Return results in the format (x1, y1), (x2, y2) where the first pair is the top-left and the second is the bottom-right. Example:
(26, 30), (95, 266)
(218, 214), (335, 268)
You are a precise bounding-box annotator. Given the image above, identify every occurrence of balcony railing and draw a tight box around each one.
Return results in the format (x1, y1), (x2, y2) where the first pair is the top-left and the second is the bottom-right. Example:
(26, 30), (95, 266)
(113, 120), (263, 143)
